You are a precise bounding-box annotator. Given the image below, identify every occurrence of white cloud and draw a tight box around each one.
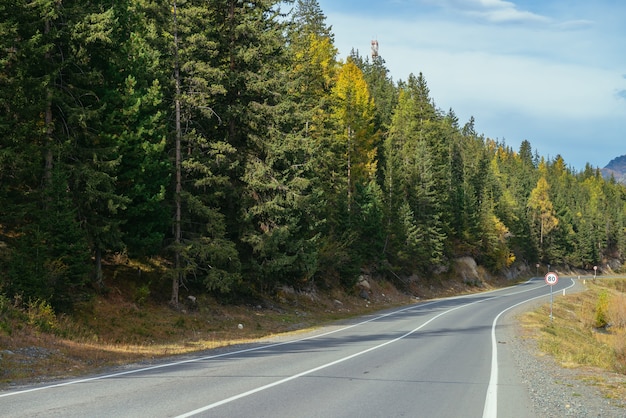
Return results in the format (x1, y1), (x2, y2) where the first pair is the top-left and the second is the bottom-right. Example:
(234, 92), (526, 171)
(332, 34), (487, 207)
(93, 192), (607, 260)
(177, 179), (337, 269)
(416, 50), (623, 119)
(423, 0), (551, 24)
(554, 20), (594, 30)
(329, 13), (626, 119)
(320, 1), (626, 168)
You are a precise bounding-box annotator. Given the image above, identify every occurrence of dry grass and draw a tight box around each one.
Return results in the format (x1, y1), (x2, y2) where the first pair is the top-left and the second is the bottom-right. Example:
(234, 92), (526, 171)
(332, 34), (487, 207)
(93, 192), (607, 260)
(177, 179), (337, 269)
(0, 259), (516, 388)
(519, 278), (626, 401)
(8, 263), (621, 394)
(0, 264), (421, 388)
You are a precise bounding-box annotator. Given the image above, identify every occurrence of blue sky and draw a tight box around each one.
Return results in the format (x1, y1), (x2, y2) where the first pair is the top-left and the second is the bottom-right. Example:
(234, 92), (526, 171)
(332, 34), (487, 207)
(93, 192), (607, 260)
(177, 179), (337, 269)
(315, 0), (626, 170)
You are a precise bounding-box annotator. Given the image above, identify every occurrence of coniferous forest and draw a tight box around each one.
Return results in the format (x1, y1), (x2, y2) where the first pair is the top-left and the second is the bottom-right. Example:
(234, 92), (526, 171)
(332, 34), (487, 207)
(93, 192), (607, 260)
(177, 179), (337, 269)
(1, 0), (625, 312)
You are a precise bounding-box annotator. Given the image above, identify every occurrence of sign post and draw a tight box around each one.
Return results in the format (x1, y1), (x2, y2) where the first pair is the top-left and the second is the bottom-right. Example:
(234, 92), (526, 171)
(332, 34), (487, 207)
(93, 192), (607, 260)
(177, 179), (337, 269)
(545, 272), (559, 320)
(593, 265), (597, 280)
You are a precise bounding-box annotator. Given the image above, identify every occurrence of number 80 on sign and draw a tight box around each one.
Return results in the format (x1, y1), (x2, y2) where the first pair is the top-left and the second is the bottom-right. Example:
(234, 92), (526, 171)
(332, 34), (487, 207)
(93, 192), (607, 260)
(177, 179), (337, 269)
(544, 272), (559, 286)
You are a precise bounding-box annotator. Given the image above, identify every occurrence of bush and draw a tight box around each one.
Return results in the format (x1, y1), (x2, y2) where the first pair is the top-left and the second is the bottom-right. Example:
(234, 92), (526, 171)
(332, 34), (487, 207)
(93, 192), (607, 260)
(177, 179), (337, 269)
(134, 283), (151, 306)
(27, 299), (58, 333)
(594, 290), (610, 328)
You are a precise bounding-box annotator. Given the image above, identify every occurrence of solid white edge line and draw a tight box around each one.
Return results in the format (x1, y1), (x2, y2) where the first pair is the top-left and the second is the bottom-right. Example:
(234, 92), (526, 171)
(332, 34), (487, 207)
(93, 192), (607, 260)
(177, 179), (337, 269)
(0, 299), (440, 399)
(1, 284), (518, 399)
(0, 278), (555, 405)
(174, 296), (488, 418)
(482, 278), (577, 418)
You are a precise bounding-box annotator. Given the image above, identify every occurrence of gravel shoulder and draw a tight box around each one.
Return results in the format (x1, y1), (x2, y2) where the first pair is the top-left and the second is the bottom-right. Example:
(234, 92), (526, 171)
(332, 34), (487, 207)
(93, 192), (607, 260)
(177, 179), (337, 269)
(503, 302), (626, 417)
(3, 281), (625, 417)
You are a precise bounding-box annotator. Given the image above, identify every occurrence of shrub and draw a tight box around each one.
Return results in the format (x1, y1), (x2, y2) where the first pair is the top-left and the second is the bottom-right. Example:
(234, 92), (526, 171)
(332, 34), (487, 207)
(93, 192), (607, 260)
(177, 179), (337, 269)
(27, 299), (58, 333)
(594, 290), (610, 328)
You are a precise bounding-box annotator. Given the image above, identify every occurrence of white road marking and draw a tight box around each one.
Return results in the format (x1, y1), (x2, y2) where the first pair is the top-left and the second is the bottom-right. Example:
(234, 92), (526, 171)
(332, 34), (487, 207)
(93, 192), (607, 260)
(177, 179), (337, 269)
(175, 297), (487, 418)
(3, 277), (570, 418)
(1, 284), (515, 399)
(482, 278), (576, 418)
(0, 299), (442, 399)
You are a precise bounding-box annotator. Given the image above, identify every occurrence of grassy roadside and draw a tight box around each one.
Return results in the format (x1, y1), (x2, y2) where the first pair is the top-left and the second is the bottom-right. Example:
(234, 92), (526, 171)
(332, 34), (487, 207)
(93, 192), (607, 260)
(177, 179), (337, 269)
(2, 267), (625, 396)
(519, 277), (626, 401)
(0, 269), (424, 388)
(3, 257), (515, 388)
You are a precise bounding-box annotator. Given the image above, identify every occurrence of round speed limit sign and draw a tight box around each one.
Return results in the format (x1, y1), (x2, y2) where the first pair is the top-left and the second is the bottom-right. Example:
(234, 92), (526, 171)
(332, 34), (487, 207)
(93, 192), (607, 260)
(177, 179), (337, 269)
(544, 272), (559, 286)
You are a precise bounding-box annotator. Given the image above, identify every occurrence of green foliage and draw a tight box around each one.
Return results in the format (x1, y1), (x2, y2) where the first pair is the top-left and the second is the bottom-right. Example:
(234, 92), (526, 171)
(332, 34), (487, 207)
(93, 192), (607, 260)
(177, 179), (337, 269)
(134, 283), (151, 306)
(595, 290), (610, 328)
(4, 169), (91, 311)
(1, 0), (625, 307)
(352, 181), (385, 262)
(382, 78), (447, 273)
(180, 234), (242, 294)
(27, 299), (58, 334)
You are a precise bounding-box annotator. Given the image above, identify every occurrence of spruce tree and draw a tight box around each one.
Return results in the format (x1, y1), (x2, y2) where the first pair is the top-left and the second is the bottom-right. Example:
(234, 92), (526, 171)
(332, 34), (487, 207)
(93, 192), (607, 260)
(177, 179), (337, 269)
(1, 0), (125, 302)
(107, 0), (172, 258)
(383, 80), (445, 273)
(235, 0), (324, 291)
(167, 0), (242, 304)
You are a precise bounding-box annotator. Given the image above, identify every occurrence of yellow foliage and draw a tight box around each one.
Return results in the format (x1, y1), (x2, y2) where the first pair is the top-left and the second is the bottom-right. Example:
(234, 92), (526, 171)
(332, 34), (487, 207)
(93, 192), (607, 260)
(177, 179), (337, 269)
(527, 176), (558, 244)
(331, 59), (378, 185)
(292, 33), (337, 97)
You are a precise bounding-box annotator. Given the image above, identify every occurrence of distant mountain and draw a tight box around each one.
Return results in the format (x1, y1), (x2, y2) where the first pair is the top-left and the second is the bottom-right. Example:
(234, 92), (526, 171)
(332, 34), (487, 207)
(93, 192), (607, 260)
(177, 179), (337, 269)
(601, 155), (626, 184)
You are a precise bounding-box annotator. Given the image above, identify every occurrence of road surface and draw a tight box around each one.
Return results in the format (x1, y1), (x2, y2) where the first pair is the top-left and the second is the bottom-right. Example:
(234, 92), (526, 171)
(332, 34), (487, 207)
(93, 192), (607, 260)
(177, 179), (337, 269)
(1, 277), (578, 417)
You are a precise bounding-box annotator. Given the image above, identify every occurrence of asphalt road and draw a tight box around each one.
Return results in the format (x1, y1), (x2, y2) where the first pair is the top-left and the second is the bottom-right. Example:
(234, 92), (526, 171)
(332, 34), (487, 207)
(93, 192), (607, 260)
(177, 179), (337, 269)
(0, 276), (579, 418)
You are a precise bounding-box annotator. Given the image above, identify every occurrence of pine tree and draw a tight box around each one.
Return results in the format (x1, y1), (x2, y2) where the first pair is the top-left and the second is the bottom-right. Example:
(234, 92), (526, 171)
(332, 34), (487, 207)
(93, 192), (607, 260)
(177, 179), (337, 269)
(167, 0), (244, 304)
(107, 0), (172, 258)
(287, 0), (358, 283)
(1, 0), (127, 301)
(6, 169), (90, 311)
(383, 82), (445, 273)
(495, 140), (539, 264)
(236, 0), (326, 291)
(65, 1), (131, 286)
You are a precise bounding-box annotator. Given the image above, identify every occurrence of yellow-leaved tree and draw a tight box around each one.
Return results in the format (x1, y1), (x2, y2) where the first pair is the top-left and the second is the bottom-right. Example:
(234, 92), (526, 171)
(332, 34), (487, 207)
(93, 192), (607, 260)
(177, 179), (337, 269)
(527, 176), (559, 247)
(331, 58), (378, 205)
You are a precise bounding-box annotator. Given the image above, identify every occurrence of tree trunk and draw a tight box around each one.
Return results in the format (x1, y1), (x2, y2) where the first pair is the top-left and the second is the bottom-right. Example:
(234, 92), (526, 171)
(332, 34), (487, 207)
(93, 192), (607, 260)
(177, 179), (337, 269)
(347, 126), (352, 212)
(94, 247), (104, 289)
(171, 1), (182, 307)
(44, 19), (54, 186)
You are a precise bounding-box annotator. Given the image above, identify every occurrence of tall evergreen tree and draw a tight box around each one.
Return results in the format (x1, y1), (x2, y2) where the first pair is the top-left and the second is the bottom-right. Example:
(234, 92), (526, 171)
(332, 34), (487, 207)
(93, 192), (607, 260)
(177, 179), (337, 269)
(237, 0), (326, 292)
(0, 0), (124, 304)
(108, 0), (172, 258)
(287, 0), (359, 283)
(291, 0), (333, 39)
(383, 80), (445, 273)
(65, 1), (130, 286)
(167, 0), (244, 305)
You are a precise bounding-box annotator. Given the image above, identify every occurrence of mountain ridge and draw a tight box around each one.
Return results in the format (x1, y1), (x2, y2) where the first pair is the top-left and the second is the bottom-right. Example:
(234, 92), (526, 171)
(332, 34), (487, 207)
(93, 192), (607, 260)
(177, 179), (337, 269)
(601, 154), (626, 184)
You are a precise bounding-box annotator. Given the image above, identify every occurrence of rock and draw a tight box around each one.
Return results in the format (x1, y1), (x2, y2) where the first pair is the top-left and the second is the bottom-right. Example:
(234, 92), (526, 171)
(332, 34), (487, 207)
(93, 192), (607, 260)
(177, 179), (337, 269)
(455, 256), (481, 285)
(357, 275), (371, 290)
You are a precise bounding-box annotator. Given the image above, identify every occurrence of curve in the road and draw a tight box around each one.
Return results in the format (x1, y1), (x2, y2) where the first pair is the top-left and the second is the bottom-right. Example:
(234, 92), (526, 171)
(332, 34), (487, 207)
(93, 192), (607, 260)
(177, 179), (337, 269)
(482, 277), (577, 418)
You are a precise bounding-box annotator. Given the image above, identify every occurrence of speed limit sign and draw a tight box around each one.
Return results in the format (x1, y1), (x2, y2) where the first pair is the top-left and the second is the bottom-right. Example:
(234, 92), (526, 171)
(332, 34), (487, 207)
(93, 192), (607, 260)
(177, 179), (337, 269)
(544, 272), (559, 286)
